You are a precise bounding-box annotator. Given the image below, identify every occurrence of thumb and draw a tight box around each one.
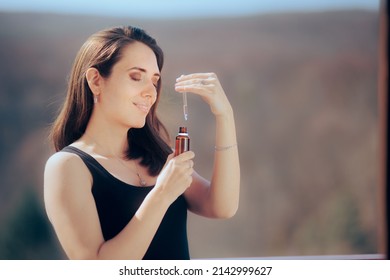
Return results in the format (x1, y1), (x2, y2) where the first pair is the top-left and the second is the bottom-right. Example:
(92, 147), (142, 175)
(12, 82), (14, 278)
(162, 152), (175, 170)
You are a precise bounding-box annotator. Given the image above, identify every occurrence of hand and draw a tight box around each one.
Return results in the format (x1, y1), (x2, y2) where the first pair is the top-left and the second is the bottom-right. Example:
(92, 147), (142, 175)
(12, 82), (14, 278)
(154, 151), (195, 205)
(175, 73), (233, 117)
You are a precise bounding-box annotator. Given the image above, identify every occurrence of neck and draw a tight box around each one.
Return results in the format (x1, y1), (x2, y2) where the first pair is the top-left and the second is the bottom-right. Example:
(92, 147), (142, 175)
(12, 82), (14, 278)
(83, 124), (129, 159)
(82, 125), (148, 187)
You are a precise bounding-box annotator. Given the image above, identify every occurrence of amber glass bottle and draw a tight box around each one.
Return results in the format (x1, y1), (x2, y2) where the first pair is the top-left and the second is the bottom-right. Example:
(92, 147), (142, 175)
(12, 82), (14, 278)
(174, 127), (190, 156)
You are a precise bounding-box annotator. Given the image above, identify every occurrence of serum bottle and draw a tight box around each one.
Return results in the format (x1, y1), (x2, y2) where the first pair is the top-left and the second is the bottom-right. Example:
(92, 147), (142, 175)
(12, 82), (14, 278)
(174, 127), (190, 156)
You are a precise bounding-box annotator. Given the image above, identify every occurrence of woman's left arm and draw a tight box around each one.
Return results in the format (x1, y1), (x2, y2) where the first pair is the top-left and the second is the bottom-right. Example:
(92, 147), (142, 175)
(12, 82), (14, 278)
(175, 73), (240, 219)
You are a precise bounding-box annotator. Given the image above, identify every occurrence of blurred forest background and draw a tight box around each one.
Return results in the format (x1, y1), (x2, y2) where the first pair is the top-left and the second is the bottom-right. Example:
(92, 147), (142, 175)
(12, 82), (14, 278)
(0, 8), (379, 259)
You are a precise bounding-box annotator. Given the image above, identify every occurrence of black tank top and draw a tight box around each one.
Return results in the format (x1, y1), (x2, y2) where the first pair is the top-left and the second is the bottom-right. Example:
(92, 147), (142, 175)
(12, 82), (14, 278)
(61, 146), (190, 260)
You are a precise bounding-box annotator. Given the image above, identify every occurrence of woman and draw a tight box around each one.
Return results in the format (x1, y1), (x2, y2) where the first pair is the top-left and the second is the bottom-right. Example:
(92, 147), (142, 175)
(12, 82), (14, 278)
(44, 26), (240, 260)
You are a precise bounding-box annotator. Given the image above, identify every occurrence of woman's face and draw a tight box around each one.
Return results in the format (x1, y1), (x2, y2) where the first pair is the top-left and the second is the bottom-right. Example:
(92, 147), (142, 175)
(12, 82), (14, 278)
(98, 41), (160, 129)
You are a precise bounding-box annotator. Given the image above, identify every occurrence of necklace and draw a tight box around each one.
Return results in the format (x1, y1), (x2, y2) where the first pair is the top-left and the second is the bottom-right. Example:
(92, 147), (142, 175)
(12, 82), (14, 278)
(132, 161), (147, 187)
(84, 133), (147, 187)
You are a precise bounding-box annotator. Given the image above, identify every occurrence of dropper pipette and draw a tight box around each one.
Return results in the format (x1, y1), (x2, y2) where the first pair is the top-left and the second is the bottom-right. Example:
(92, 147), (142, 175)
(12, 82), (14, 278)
(183, 91), (188, 121)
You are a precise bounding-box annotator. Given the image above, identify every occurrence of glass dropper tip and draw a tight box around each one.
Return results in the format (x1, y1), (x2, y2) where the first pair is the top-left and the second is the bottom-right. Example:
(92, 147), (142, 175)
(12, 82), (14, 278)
(183, 91), (188, 121)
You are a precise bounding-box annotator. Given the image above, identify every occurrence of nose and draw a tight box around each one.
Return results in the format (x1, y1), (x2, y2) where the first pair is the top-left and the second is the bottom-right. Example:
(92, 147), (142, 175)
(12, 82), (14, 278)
(142, 81), (157, 101)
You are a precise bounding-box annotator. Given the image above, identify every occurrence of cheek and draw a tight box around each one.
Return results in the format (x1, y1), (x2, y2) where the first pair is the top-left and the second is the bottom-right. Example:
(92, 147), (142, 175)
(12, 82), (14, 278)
(152, 94), (158, 104)
(151, 90), (158, 104)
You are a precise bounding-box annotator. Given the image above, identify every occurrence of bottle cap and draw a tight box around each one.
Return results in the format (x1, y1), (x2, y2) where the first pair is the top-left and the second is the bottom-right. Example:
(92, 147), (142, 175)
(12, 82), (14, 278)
(179, 126), (188, 133)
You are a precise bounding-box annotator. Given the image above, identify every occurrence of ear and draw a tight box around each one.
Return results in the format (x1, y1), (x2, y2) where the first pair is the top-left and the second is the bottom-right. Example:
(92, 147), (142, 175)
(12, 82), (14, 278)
(85, 67), (102, 95)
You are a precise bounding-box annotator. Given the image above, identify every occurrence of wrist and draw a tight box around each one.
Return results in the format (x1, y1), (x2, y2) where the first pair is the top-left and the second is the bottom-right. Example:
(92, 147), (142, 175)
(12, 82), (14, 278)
(146, 187), (172, 210)
(215, 107), (234, 121)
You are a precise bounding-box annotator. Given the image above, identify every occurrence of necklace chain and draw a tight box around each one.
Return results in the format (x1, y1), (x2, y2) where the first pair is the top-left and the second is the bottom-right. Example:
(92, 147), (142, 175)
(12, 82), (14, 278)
(84, 133), (147, 187)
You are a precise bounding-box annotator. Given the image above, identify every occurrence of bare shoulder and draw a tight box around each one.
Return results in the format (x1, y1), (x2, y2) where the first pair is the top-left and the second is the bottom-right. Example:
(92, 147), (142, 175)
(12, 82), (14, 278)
(45, 150), (83, 171)
(44, 151), (92, 194)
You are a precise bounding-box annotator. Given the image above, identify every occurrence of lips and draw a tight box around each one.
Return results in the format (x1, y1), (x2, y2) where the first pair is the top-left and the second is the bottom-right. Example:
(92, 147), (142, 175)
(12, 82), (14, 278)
(134, 102), (150, 113)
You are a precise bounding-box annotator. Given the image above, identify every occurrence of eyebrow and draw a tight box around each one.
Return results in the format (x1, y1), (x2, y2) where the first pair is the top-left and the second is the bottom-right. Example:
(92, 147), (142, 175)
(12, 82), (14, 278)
(128, 67), (160, 78)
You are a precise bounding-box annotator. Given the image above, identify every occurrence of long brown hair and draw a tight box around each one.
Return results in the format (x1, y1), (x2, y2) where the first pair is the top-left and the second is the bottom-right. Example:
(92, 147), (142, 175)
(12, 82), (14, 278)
(50, 26), (171, 176)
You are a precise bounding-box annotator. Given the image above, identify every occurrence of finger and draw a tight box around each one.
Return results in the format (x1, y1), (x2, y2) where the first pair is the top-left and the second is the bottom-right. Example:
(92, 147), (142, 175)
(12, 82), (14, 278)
(185, 160), (194, 169)
(175, 83), (215, 96)
(175, 78), (217, 87)
(175, 73), (218, 95)
(186, 169), (194, 180)
(175, 73), (217, 87)
(162, 152), (175, 169)
(176, 73), (216, 82)
(174, 151), (195, 161)
(175, 77), (216, 93)
(178, 160), (194, 172)
(184, 173), (193, 188)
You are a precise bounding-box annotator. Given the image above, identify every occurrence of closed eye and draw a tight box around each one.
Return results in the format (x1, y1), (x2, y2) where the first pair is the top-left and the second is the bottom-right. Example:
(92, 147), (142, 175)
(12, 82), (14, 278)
(130, 73), (142, 82)
(128, 67), (160, 89)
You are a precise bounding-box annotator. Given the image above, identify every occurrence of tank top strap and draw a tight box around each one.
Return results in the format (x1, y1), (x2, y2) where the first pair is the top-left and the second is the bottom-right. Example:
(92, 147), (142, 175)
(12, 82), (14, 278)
(61, 146), (107, 179)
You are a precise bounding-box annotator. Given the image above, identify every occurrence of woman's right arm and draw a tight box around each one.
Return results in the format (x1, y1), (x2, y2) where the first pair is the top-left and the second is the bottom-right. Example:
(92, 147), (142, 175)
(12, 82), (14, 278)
(44, 151), (194, 260)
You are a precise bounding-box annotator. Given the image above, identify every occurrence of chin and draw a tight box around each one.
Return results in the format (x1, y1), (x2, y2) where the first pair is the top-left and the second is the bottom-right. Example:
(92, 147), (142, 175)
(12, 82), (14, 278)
(132, 119), (146, 128)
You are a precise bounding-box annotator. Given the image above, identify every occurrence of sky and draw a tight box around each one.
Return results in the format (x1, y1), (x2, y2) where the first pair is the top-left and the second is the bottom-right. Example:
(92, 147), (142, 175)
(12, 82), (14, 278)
(0, 0), (380, 19)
